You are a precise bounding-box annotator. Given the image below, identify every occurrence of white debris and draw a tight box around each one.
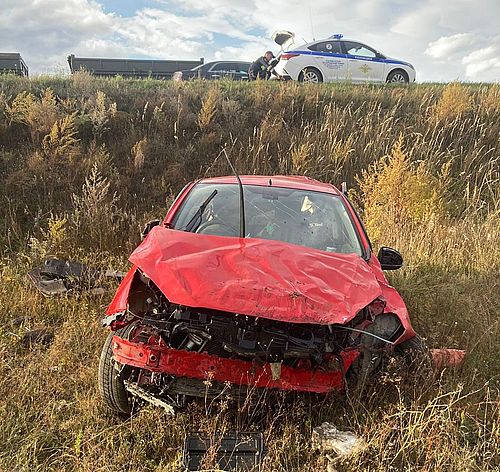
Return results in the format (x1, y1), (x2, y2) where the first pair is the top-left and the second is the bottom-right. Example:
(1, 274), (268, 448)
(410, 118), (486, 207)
(123, 380), (175, 415)
(270, 362), (282, 380)
(312, 422), (365, 457)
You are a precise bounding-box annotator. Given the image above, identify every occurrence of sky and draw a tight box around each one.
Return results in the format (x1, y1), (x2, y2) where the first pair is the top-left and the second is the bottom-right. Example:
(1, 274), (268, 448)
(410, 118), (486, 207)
(1, 0), (499, 82)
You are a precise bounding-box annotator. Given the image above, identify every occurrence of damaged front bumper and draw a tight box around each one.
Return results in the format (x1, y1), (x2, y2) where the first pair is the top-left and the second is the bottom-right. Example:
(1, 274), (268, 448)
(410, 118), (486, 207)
(112, 336), (360, 393)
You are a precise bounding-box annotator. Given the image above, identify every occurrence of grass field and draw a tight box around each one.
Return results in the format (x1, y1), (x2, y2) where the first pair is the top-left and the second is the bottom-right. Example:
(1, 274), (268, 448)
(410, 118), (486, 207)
(0, 74), (498, 471)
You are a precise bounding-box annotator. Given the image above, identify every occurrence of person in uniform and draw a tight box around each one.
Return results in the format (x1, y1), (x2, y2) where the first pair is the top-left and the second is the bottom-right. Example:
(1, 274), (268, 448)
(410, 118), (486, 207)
(248, 51), (275, 80)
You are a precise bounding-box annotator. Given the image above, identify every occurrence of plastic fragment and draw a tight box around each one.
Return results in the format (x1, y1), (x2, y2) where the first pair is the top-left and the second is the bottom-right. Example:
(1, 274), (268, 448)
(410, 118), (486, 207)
(312, 422), (365, 456)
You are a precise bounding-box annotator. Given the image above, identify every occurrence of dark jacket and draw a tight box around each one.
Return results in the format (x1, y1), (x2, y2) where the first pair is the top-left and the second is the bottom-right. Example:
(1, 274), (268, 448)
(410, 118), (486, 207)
(248, 56), (271, 80)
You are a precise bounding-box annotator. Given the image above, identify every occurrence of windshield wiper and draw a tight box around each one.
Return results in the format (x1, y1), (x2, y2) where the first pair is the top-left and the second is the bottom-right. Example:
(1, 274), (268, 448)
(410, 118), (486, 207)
(184, 189), (218, 233)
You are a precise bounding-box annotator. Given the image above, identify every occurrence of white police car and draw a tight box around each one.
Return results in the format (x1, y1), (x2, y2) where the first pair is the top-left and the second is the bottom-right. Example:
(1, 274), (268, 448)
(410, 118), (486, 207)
(273, 34), (416, 84)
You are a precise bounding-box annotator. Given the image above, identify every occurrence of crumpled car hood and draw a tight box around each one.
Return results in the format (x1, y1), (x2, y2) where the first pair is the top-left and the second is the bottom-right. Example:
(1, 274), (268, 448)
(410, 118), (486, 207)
(128, 226), (383, 325)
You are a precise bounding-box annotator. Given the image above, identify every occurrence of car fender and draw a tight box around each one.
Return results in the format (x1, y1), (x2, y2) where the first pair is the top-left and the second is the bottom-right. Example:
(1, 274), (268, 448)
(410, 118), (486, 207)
(106, 265), (137, 315)
(368, 254), (415, 343)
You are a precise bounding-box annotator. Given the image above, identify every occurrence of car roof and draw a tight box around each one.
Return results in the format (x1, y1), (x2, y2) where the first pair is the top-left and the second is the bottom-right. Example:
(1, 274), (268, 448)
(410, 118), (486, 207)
(301, 38), (365, 47)
(198, 175), (341, 195)
(185, 60), (251, 72)
(206, 60), (251, 65)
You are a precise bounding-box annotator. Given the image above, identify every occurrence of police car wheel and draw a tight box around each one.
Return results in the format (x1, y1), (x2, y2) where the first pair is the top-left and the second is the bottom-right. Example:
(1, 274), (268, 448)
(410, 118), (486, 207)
(387, 70), (409, 84)
(299, 68), (322, 84)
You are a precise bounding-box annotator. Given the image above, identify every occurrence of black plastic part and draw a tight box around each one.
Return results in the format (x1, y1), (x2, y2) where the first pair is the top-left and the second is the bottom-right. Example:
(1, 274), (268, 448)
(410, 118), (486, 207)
(28, 258), (125, 296)
(39, 258), (93, 279)
(183, 432), (264, 471)
(377, 246), (403, 270)
(141, 219), (161, 239)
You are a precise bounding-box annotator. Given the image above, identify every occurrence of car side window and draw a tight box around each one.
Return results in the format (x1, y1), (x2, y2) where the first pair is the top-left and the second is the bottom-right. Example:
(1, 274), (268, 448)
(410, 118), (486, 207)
(210, 63), (234, 72)
(308, 41), (342, 54)
(225, 63), (239, 72)
(343, 42), (377, 58)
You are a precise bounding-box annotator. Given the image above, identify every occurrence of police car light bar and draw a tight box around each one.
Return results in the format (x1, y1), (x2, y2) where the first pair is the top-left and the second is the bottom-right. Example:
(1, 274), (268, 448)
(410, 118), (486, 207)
(329, 34), (343, 40)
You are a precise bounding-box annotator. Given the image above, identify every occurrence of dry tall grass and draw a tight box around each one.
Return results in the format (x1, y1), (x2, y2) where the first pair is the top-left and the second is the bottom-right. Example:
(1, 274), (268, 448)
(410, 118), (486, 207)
(0, 75), (498, 471)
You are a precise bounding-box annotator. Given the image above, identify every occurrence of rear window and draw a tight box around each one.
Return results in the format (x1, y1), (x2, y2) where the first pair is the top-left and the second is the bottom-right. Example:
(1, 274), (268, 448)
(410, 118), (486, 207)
(308, 41), (342, 54)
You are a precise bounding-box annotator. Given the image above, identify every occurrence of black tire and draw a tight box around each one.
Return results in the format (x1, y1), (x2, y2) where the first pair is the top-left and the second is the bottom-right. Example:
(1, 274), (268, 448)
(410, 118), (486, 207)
(98, 324), (136, 416)
(396, 333), (432, 370)
(346, 314), (402, 391)
(387, 69), (409, 84)
(299, 67), (323, 84)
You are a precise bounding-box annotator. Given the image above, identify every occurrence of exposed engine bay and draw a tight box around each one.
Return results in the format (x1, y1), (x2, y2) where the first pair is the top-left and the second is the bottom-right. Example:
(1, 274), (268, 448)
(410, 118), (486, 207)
(120, 272), (371, 369)
(105, 272), (387, 402)
(138, 308), (349, 365)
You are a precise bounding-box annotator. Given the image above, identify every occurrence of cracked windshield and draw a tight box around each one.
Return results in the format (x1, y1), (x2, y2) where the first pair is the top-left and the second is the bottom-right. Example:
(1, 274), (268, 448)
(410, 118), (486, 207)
(173, 183), (363, 256)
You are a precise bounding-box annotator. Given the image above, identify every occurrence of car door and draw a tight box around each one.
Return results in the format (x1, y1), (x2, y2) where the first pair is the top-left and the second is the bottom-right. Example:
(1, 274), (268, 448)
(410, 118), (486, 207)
(307, 41), (346, 82)
(211, 62), (249, 80)
(341, 41), (385, 83)
(236, 62), (250, 80)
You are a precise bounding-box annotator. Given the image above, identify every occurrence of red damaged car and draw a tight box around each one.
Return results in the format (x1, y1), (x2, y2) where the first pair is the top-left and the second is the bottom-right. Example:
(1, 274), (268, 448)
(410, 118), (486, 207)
(99, 175), (421, 415)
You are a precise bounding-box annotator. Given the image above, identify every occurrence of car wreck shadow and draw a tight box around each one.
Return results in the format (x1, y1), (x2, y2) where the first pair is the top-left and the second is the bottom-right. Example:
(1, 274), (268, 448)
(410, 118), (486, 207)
(182, 356), (436, 437)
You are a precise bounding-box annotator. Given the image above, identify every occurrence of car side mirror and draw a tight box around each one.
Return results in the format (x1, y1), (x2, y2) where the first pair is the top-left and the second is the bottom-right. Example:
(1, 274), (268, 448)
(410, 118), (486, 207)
(141, 219), (161, 239)
(377, 247), (403, 270)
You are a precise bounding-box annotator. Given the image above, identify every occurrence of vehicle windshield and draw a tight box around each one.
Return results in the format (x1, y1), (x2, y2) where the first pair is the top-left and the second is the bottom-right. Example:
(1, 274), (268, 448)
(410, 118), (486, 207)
(172, 183), (364, 256)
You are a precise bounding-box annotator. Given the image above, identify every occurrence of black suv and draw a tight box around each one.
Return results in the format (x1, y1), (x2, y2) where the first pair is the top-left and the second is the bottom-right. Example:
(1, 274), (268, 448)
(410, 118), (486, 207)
(174, 61), (251, 80)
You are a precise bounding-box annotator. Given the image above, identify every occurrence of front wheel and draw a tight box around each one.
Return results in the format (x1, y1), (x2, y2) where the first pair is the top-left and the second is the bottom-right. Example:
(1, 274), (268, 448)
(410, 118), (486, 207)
(387, 69), (409, 84)
(395, 333), (432, 370)
(346, 315), (431, 390)
(98, 324), (136, 416)
(299, 68), (323, 84)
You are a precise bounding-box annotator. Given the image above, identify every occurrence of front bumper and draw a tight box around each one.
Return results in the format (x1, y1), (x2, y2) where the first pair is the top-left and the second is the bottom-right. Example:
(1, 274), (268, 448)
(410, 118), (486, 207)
(112, 336), (359, 394)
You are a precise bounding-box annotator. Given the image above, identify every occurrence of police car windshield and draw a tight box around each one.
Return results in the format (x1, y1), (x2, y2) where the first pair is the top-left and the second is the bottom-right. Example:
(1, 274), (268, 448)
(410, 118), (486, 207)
(172, 183), (364, 256)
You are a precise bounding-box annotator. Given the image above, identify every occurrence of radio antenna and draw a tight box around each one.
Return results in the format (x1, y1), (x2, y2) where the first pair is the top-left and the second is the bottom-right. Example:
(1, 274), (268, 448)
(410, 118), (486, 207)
(308, 1), (315, 41)
(222, 149), (245, 238)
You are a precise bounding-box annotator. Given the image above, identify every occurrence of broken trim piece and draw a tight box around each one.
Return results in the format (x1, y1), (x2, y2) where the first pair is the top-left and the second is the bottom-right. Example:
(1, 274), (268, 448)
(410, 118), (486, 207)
(183, 431), (264, 471)
(431, 349), (466, 369)
(112, 336), (359, 393)
(123, 380), (175, 415)
(28, 258), (126, 297)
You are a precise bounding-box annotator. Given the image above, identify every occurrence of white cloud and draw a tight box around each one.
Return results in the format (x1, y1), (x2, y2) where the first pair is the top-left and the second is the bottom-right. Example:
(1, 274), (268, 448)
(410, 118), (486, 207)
(424, 32), (500, 80)
(425, 34), (475, 59)
(213, 42), (270, 62)
(462, 42), (500, 80)
(391, 5), (440, 38)
(0, 0), (114, 71)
